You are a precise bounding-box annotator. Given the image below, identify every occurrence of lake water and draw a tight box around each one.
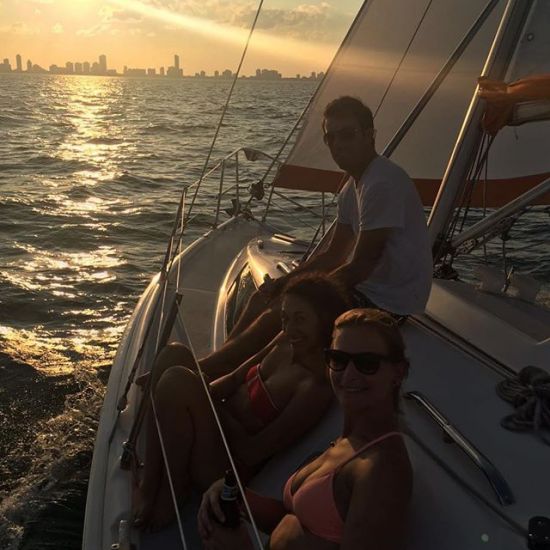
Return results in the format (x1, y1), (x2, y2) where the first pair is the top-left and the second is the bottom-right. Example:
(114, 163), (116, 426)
(0, 73), (548, 549)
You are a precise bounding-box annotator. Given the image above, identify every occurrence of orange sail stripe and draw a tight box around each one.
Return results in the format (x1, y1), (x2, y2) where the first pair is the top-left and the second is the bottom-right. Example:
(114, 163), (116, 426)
(273, 165), (346, 193)
(273, 164), (550, 207)
(478, 74), (550, 135)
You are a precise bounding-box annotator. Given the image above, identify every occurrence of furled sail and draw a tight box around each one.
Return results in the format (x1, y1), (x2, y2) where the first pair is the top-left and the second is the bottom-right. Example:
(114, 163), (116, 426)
(273, 0), (550, 207)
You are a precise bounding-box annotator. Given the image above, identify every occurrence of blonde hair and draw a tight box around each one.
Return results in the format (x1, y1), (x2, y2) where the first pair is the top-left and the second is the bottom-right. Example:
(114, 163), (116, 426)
(333, 308), (410, 408)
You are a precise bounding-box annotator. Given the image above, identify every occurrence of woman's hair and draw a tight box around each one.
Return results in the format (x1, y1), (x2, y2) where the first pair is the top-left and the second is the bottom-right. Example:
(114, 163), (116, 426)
(281, 273), (351, 347)
(333, 308), (410, 409)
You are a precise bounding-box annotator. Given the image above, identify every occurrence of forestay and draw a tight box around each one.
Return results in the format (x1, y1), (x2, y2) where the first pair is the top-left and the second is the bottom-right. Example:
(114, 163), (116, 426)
(273, 0), (550, 207)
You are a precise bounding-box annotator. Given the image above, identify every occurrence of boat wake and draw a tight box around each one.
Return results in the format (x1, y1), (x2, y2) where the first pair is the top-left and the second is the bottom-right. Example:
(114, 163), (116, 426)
(0, 356), (108, 550)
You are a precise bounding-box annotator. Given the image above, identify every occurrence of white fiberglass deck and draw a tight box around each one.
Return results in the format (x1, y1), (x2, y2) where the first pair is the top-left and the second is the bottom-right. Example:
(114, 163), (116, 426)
(87, 221), (549, 550)
(140, 305), (550, 550)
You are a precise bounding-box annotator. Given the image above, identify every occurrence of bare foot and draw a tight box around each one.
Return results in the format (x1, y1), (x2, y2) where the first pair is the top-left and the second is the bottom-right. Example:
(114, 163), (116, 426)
(146, 477), (181, 532)
(133, 478), (158, 530)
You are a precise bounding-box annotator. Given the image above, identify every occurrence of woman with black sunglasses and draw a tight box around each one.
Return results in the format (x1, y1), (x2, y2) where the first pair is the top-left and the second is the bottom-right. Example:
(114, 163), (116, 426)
(199, 308), (412, 550)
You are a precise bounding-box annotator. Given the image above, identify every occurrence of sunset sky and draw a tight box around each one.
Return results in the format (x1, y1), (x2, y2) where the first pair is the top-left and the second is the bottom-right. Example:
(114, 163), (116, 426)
(1, 0), (362, 76)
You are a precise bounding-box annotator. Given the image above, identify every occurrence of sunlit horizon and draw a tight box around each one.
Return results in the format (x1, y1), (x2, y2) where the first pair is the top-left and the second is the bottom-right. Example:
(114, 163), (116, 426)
(1, 0), (362, 76)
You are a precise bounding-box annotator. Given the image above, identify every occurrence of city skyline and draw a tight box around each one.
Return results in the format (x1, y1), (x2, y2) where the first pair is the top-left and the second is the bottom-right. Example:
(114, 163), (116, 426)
(0, 52), (324, 80)
(1, 0), (361, 76)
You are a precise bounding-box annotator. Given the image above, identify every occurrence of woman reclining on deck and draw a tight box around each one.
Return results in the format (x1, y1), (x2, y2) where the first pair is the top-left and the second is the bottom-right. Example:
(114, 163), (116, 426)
(133, 273), (350, 530)
(198, 308), (413, 550)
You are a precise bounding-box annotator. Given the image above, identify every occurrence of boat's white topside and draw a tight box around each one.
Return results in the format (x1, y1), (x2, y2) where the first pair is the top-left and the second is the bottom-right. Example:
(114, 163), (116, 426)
(85, 221), (550, 550)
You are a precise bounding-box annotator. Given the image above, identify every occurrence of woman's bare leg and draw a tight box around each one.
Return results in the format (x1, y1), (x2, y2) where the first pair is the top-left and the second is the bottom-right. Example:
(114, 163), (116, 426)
(136, 341), (197, 389)
(137, 366), (228, 530)
(200, 302), (282, 380)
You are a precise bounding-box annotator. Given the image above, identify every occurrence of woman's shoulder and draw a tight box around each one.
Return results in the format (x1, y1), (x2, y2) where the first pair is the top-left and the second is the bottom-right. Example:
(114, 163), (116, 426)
(347, 435), (412, 489)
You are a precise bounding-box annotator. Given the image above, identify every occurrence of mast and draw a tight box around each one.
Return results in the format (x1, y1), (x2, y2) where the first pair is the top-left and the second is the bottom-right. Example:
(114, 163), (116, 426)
(427, 0), (534, 254)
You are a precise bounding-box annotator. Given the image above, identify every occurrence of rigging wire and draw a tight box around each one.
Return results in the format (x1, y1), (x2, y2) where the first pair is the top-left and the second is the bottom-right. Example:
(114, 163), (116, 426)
(174, 306), (265, 549)
(150, 394), (190, 550)
(482, 142), (490, 263)
(260, 0), (378, 221)
(185, 0), (266, 228)
(144, 3), (268, 545)
(437, 133), (495, 268)
(175, 189), (186, 293)
(373, 0), (434, 119)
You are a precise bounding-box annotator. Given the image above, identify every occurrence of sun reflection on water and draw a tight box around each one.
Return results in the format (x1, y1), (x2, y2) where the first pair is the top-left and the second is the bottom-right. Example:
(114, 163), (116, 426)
(53, 76), (136, 180)
(0, 315), (126, 375)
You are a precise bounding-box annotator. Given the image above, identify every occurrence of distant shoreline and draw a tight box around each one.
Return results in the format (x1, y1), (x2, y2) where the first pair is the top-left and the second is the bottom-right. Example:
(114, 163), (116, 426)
(0, 72), (321, 81)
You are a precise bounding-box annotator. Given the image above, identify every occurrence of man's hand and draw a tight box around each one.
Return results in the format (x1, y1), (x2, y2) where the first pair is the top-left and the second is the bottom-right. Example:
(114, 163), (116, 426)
(258, 274), (286, 303)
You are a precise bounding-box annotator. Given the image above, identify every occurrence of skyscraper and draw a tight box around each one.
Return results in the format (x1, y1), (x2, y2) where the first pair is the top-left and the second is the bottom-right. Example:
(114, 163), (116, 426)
(174, 54), (179, 70)
(16, 54), (22, 72)
(99, 54), (107, 74)
(27, 59), (32, 72)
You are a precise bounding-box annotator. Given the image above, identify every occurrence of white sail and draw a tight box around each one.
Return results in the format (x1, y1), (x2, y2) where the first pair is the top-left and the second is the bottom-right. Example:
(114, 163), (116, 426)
(273, 0), (550, 206)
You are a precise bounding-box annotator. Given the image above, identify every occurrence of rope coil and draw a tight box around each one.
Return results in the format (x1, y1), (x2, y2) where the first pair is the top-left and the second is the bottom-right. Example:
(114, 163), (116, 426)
(496, 366), (550, 446)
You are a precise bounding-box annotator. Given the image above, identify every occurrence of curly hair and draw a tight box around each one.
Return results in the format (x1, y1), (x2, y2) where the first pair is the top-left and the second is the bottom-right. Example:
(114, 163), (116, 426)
(281, 272), (351, 347)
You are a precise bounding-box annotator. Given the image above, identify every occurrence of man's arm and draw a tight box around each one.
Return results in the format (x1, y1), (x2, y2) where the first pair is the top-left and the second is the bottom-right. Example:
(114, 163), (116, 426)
(301, 221), (356, 273)
(261, 222), (356, 299)
(330, 227), (391, 288)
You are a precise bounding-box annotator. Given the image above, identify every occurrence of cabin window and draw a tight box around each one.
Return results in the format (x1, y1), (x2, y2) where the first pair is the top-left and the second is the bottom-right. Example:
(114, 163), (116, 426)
(225, 264), (256, 335)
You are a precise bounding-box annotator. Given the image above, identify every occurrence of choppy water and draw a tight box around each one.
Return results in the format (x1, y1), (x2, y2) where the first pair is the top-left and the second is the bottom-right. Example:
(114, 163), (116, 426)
(0, 73), (318, 548)
(0, 73), (548, 549)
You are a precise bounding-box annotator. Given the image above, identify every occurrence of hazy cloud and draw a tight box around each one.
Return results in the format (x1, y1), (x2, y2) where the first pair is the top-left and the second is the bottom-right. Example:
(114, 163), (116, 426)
(0, 22), (38, 35)
(112, 10), (143, 21)
(147, 0), (347, 40)
(76, 24), (110, 37)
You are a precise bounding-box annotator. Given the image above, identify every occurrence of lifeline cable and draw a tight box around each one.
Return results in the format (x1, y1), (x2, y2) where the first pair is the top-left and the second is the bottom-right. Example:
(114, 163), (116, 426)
(150, 393), (189, 550)
(172, 305), (266, 548)
(185, 0), (266, 228)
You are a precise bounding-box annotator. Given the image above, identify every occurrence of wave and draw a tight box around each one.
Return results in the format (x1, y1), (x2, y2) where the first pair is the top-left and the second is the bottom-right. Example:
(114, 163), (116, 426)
(86, 137), (124, 145)
(140, 121), (214, 135)
(0, 360), (106, 550)
(0, 114), (34, 127)
(0, 155), (98, 174)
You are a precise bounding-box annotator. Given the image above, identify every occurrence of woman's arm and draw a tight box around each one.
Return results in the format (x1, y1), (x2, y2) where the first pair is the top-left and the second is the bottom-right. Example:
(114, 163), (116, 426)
(210, 332), (285, 401)
(198, 480), (283, 549)
(243, 488), (287, 534)
(232, 378), (334, 466)
(339, 455), (412, 550)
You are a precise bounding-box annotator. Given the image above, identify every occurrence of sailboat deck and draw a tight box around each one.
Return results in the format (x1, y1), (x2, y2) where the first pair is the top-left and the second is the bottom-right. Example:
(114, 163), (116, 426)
(427, 280), (550, 372)
(434, 279), (550, 341)
(140, 315), (549, 549)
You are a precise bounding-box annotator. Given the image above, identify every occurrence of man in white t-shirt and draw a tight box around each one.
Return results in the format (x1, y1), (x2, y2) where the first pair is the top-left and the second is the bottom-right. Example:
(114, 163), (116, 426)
(201, 96), (432, 378)
(330, 98), (432, 315)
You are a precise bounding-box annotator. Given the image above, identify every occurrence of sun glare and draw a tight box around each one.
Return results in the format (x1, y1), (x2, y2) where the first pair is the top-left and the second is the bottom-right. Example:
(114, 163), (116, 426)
(110, 0), (337, 65)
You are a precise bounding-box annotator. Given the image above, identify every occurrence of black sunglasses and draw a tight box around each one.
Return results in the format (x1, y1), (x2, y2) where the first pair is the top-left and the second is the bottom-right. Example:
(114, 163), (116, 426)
(324, 348), (398, 375)
(323, 127), (363, 146)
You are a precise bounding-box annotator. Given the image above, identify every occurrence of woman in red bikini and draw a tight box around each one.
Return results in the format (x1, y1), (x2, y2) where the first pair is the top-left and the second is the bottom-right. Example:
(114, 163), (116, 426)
(134, 273), (350, 530)
(198, 308), (413, 549)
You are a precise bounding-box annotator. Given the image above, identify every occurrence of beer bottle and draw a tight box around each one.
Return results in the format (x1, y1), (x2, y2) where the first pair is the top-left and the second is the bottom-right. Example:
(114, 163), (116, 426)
(219, 469), (240, 528)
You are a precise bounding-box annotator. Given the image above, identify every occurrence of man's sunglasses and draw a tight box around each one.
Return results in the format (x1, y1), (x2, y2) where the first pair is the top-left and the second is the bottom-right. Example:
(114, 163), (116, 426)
(324, 349), (398, 375)
(323, 127), (363, 146)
